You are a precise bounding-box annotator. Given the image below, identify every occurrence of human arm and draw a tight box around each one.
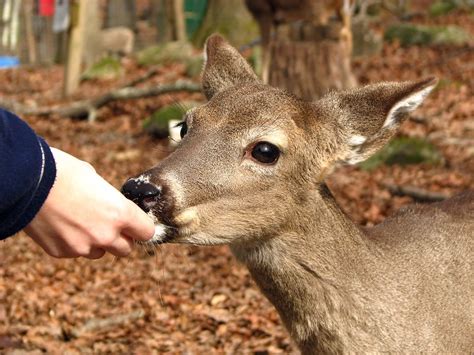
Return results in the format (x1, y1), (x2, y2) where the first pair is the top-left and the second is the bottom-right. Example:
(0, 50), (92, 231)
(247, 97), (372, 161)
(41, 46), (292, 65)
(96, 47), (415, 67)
(24, 148), (155, 258)
(0, 108), (56, 239)
(0, 109), (154, 258)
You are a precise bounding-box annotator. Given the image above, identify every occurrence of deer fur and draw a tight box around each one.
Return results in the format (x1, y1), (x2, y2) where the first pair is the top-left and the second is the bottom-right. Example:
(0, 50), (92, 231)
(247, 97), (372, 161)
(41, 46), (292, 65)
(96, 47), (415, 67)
(130, 35), (473, 353)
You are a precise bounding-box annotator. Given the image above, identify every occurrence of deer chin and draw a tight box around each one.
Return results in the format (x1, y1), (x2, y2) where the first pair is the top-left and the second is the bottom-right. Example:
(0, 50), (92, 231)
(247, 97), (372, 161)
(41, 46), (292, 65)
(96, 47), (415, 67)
(149, 224), (171, 244)
(145, 210), (175, 244)
(147, 206), (239, 246)
(146, 207), (201, 245)
(148, 223), (230, 246)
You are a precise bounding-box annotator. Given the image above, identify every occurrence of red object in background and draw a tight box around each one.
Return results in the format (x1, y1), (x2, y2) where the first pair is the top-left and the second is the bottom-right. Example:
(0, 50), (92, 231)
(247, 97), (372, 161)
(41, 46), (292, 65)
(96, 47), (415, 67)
(39, 0), (55, 16)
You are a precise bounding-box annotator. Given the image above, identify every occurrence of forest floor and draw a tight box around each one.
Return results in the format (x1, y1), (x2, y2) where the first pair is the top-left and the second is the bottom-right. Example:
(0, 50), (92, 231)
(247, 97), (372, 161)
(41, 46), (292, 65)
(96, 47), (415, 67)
(0, 10), (473, 355)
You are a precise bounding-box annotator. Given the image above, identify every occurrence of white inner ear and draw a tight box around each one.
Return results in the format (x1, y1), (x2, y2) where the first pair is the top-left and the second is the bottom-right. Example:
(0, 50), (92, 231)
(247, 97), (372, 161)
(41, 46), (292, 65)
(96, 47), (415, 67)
(383, 84), (436, 129)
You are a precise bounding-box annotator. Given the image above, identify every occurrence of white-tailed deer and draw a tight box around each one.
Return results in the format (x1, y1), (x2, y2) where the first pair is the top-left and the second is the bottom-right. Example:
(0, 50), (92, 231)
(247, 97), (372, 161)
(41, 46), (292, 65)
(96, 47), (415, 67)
(84, 27), (134, 67)
(122, 35), (473, 353)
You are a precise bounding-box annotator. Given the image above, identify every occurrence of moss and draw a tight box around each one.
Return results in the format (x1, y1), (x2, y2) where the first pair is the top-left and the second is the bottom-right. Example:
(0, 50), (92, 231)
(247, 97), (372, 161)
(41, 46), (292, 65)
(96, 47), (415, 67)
(433, 78), (463, 92)
(143, 101), (200, 138)
(248, 45), (263, 78)
(137, 41), (194, 66)
(359, 137), (444, 171)
(429, 1), (457, 16)
(82, 57), (122, 80)
(185, 56), (204, 78)
(191, 0), (258, 48)
(384, 24), (470, 46)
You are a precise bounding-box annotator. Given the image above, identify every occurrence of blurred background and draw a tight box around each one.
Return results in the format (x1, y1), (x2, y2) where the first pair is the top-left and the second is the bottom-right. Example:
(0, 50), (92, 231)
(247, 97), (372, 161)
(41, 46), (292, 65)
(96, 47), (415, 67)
(0, 0), (472, 353)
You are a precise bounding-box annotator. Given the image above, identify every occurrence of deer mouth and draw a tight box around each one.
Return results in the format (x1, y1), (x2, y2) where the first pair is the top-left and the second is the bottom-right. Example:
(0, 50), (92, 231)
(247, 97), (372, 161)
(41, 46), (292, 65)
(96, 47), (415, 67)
(146, 206), (200, 245)
(148, 223), (174, 244)
(146, 210), (179, 244)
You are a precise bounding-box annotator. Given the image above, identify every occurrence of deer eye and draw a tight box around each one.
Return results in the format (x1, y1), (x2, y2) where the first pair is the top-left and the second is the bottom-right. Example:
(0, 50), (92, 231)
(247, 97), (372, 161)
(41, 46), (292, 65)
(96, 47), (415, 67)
(175, 121), (188, 138)
(251, 142), (280, 164)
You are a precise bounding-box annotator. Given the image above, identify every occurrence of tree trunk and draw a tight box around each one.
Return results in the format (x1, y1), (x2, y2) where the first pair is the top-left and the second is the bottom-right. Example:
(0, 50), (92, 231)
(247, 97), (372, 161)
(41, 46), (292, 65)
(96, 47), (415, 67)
(105, 0), (136, 30)
(192, 0), (258, 48)
(22, 0), (37, 64)
(63, 0), (87, 97)
(151, 0), (173, 43)
(247, 0), (357, 100)
(172, 0), (186, 41)
(82, 0), (102, 67)
(268, 21), (356, 100)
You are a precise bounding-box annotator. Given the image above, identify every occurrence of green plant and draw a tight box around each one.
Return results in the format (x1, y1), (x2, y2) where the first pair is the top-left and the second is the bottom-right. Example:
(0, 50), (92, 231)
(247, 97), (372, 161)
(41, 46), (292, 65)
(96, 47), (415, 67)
(359, 137), (444, 171)
(384, 24), (470, 46)
(82, 57), (122, 80)
(143, 101), (200, 138)
(137, 41), (194, 66)
(185, 56), (204, 78)
(430, 0), (457, 16)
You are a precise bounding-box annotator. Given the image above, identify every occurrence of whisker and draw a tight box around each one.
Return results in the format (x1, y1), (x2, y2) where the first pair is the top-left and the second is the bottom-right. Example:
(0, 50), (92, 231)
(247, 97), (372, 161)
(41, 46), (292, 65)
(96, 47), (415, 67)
(156, 243), (165, 306)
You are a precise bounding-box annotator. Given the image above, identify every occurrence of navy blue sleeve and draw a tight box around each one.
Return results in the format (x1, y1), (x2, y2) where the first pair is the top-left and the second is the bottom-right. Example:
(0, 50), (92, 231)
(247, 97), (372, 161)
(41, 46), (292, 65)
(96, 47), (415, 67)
(0, 109), (56, 240)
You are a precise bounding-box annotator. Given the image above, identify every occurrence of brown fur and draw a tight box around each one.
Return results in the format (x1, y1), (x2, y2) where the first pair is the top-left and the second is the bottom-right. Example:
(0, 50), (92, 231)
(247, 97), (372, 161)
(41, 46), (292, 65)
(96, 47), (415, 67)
(132, 35), (473, 353)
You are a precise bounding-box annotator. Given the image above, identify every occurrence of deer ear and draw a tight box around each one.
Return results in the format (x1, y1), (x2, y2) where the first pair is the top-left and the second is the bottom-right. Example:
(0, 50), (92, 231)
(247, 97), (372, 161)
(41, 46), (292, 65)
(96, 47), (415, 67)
(202, 34), (259, 100)
(332, 77), (438, 164)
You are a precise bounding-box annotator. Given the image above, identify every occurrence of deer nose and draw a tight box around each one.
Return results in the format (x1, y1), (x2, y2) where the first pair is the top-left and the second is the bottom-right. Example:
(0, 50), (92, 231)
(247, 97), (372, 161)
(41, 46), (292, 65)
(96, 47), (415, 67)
(121, 178), (161, 212)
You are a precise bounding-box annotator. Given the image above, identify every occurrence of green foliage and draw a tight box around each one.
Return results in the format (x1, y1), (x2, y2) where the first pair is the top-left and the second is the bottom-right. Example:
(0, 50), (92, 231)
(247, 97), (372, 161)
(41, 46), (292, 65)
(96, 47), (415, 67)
(433, 78), (463, 92)
(143, 101), (200, 138)
(430, 0), (474, 16)
(359, 137), (444, 171)
(384, 24), (470, 46)
(248, 45), (263, 78)
(137, 41), (194, 66)
(82, 57), (122, 80)
(185, 0), (208, 38)
(191, 0), (259, 48)
(185, 56), (204, 78)
(352, 22), (383, 57)
(429, 0), (457, 16)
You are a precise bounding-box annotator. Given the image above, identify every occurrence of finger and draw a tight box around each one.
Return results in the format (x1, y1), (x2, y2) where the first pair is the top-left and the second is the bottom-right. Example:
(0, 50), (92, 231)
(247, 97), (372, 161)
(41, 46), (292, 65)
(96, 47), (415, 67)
(121, 200), (155, 241)
(26, 230), (77, 258)
(84, 248), (106, 260)
(104, 235), (134, 257)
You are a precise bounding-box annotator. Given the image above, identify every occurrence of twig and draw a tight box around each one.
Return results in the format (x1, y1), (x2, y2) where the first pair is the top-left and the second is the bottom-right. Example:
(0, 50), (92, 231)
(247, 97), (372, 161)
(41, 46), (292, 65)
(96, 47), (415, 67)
(70, 309), (145, 338)
(384, 183), (449, 202)
(121, 67), (161, 88)
(408, 115), (427, 124)
(0, 80), (201, 120)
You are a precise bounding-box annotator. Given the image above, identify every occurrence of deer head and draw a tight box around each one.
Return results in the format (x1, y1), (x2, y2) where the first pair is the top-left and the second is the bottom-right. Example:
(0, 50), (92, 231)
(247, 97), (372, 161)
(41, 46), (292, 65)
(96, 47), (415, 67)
(121, 34), (437, 247)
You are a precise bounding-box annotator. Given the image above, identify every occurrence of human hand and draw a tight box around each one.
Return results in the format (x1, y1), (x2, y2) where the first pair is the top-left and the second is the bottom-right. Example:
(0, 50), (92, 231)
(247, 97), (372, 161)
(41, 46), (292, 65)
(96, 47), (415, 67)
(24, 148), (155, 259)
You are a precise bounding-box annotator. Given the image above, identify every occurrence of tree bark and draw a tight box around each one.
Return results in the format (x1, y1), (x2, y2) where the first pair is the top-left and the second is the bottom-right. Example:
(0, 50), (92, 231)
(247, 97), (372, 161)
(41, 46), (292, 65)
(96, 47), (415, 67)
(172, 0), (186, 41)
(22, 0), (37, 64)
(247, 0), (357, 101)
(152, 0), (173, 43)
(105, 0), (136, 30)
(192, 0), (258, 48)
(1, 80), (201, 121)
(82, 0), (102, 67)
(63, 0), (87, 97)
(384, 184), (449, 202)
(268, 21), (356, 100)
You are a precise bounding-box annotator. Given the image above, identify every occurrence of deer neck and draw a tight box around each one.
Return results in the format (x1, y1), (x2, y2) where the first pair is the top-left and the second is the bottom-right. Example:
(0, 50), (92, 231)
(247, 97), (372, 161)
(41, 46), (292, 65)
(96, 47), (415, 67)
(230, 184), (383, 353)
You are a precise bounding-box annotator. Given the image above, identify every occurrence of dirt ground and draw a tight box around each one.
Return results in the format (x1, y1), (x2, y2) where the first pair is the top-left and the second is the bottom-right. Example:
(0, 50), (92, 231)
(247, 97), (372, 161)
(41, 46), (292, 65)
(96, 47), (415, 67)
(0, 11), (473, 355)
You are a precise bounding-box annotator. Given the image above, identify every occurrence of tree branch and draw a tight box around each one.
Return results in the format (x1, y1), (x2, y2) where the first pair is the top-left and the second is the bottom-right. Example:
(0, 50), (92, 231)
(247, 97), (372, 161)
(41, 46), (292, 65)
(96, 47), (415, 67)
(384, 183), (449, 202)
(0, 80), (201, 120)
(70, 310), (145, 338)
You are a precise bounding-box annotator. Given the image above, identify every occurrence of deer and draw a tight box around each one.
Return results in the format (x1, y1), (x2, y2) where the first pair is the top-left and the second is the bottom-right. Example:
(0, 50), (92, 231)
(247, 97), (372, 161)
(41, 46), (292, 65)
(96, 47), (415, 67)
(121, 34), (474, 353)
(84, 27), (134, 67)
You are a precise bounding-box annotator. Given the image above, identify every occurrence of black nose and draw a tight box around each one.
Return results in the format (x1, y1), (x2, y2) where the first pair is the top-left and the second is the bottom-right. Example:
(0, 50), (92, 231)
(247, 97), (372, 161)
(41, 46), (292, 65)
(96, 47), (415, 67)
(121, 178), (161, 212)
